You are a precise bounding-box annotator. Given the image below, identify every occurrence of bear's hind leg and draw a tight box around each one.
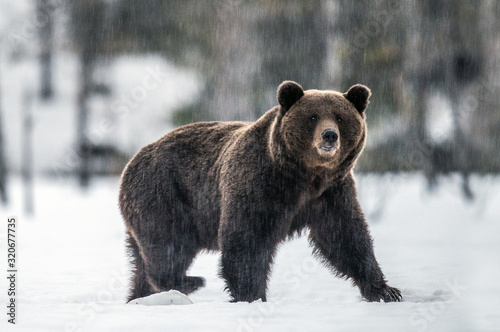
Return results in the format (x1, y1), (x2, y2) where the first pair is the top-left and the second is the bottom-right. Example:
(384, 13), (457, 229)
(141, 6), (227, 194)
(142, 240), (205, 296)
(126, 232), (153, 302)
(177, 276), (206, 294)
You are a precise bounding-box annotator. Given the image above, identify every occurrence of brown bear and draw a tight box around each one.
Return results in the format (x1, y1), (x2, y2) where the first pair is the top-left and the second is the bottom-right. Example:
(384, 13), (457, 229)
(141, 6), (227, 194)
(119, 81), (402, 303)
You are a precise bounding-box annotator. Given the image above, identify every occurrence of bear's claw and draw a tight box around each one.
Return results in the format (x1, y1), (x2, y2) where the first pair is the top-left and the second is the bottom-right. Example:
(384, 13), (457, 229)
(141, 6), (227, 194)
(382, 286), (402, 302)
(362, 285), (402, 303)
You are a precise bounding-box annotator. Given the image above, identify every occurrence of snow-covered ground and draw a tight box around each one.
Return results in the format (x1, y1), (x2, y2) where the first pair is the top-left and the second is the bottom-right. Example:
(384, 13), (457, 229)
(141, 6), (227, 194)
(1, 173), (499, 332)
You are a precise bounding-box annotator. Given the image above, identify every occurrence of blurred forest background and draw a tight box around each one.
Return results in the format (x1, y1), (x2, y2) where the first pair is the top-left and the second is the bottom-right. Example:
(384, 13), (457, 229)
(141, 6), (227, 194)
(0, 0), (499, 209)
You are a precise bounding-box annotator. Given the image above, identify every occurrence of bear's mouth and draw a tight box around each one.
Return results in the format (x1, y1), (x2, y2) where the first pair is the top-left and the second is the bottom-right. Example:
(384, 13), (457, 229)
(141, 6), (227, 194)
(317, 144), (338, 155)
(319, 145), (336, 152)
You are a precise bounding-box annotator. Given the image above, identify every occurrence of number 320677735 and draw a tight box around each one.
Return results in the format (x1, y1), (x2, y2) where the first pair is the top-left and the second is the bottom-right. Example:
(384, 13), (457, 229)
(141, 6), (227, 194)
(7, 218), (16, 269)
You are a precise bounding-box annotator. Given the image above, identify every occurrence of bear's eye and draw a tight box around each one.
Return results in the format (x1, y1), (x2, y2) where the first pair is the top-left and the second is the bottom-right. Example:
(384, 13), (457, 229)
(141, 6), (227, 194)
(310, 115), (318, 122)
(337, 116), (342, 124)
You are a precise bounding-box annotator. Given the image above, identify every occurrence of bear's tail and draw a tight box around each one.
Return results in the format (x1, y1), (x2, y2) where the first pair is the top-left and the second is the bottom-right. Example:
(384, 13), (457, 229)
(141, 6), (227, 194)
(126, 232), (153, 302)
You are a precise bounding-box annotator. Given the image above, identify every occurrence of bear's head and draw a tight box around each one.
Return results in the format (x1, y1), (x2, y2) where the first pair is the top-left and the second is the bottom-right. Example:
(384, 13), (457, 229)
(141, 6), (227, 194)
(272, 80), (370, 178)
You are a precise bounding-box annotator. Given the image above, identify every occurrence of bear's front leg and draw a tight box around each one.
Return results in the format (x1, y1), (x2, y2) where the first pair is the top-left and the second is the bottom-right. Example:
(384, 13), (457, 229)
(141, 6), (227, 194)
(218, 202), (282, 302)
(308, 174), (402, 302)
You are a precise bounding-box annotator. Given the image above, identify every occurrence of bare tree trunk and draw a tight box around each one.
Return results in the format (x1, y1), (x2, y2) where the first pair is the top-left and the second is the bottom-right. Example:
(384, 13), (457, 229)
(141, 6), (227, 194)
(405, 2), (432, 178)
(38, 0), (54, 100)
(209, 4), (258, 122)
(0, 58), (7, 205)
(71, 0), (107, 188)
(77, 54), (92, 188)
(22, 89), (34, 214)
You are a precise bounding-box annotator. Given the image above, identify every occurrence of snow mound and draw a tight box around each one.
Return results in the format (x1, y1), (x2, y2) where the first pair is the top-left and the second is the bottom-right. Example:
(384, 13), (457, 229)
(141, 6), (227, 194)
(128, 290), (193, 306)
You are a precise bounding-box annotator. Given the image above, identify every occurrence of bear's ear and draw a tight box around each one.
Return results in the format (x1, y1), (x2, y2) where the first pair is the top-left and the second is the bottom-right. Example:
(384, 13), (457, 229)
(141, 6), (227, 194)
(277, 81), (304, 114)
(344, 84), (371, 114)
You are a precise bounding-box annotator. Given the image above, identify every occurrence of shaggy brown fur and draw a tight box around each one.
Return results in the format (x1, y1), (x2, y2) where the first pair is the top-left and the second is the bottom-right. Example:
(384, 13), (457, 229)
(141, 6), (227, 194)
(119, 81), (402, 303)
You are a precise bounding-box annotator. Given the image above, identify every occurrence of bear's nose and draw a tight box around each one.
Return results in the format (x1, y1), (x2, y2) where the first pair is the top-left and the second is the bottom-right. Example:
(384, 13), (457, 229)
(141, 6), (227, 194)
(322, 129), (338, 144)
